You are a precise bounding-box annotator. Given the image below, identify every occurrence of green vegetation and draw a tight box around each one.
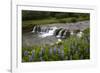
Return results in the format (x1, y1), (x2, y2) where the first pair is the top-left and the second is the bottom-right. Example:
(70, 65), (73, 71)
(22, 10), (89, 21)
(22, 10), (90, 62)
(22, 10), (90, 32)
(22, 28), (90, 62)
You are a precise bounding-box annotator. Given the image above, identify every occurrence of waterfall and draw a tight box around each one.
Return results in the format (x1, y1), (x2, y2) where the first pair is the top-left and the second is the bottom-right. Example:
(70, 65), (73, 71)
(62, 30), (70, 39)
(39, 26), (57, 38)
(32, 26), (37, 33)
(56, 29), (65, 38)
(40, 27), (48, 33)
(62, 30), (67, 39)
(31, 25), (72, 38)
(37, 26), (41, 32)
(54, 28), (71, 39)
(54, 28), (62, 36)
(32, 25), (41, 33)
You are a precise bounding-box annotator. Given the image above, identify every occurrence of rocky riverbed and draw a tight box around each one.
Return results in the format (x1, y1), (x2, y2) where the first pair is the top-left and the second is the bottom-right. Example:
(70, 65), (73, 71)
(22, 20), (89, 48)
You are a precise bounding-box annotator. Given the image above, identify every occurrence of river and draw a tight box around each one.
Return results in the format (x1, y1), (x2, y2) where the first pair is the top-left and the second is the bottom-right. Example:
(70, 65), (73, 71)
(22, 20), (89, 48)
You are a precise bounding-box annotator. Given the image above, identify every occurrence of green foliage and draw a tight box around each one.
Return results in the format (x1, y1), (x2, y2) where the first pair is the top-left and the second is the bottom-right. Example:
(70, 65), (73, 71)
(71, 17), (77, 22)
(22, 10), (90, 32)
(22, 28), (90, 62)
(58, 19), (67, 23)
(83, 28), (90, 34)
(22, 10), (90, 21)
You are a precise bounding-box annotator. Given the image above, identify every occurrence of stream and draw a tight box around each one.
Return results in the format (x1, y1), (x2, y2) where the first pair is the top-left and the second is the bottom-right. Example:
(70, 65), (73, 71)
(22, 21), (89, 48)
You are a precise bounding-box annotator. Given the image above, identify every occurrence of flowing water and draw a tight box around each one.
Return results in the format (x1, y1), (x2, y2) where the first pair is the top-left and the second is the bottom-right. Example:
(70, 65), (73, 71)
(22, 21), (89, 48)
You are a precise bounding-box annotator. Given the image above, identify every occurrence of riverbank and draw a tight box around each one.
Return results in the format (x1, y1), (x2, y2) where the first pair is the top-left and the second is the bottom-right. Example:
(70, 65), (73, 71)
(22, 17), (89, 32)
(22, 28), (90, 62)
(22, 20), (89, 48)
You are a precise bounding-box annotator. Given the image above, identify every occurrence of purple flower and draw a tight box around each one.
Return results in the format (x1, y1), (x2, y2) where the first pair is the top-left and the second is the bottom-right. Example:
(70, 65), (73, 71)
(32, 50), (35, 58)
(53, 47), (57, 54)
(24, 50), (28, 56)
(58, 48), (61, 55)
(29, 55), (34, 62)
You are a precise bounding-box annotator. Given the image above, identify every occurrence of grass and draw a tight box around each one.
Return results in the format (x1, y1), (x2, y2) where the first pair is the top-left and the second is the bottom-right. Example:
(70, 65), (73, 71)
(22, 28), (90, 62)
(22, 17), (89, 32)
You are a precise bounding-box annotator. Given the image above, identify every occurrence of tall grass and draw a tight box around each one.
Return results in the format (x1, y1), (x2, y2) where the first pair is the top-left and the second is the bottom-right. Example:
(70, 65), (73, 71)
(22, 28), (90, 62)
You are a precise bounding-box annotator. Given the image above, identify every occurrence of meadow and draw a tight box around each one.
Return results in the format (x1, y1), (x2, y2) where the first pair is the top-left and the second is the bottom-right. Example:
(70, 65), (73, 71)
(22, 28), (90, 62)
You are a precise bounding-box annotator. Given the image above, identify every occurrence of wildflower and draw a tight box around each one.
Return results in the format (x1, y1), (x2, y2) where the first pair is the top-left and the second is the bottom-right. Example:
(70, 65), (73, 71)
(24, 50), (28, 56)
(58, 48), (61, 55)
(29, 55), (34, 62)
(53, 47), (57, 54)
(32, 50), (35, 58)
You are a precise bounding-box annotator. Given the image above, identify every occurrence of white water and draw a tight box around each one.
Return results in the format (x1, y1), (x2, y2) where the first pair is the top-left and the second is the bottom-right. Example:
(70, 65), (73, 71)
(39, 27), (57, 38)
(56, 29), (64, 38)
(32, 26), (36, 33)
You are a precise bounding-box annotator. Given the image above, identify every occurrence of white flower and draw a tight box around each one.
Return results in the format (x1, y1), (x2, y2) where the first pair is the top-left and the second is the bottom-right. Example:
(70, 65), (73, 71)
(77, 31), (83, 38)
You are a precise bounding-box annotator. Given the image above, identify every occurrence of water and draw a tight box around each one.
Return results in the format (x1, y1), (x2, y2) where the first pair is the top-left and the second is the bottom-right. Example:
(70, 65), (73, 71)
(22, 21), (89, 48)
(32, 26), (36, 33)
(39, 27), (57, 38)
(22, 32), (58, 47)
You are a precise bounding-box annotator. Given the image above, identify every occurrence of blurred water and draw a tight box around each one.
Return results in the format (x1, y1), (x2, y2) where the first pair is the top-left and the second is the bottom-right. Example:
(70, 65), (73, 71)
(22, 32), (58, 47)
(22, 21), (89, 48)
(39, 27), (57, 38)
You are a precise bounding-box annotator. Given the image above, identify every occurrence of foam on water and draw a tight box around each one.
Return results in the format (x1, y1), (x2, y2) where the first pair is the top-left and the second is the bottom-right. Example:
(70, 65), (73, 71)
(39, 27), (57, 38)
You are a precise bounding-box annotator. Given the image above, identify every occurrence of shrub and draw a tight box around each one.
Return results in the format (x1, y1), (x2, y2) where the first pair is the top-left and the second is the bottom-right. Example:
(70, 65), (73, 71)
(58, 19), (67, 23)
(71, 17), (77, 23)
